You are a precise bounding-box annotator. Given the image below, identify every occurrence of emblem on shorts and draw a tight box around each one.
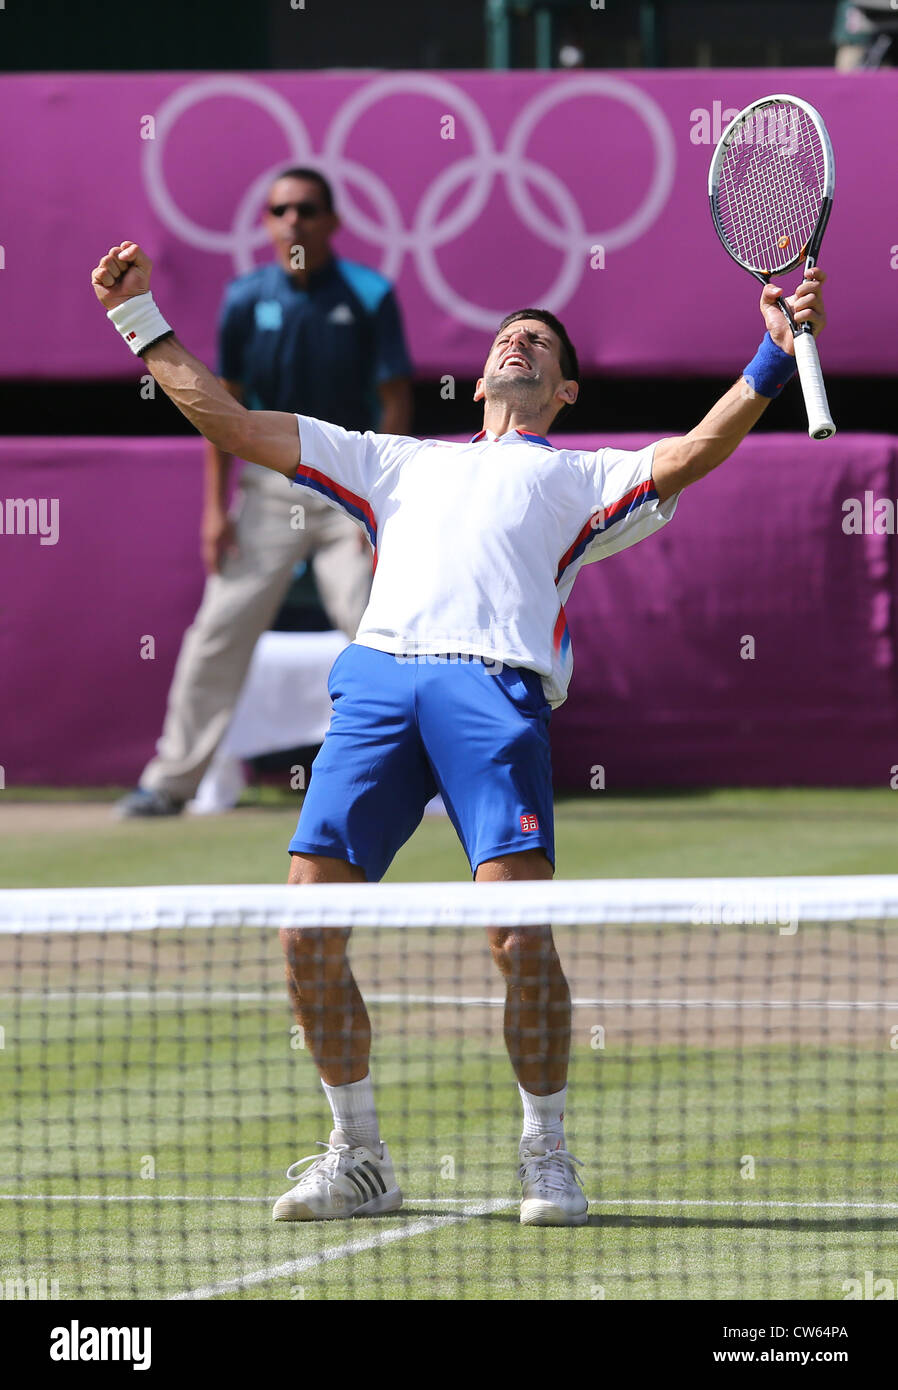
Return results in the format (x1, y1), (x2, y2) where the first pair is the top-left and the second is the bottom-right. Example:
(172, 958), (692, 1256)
(520, 814), (539, 832)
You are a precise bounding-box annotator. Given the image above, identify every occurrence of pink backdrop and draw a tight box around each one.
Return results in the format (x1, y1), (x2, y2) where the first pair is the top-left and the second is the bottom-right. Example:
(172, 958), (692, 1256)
(3, 434), (897, 789)
(0, 70), (894, 378)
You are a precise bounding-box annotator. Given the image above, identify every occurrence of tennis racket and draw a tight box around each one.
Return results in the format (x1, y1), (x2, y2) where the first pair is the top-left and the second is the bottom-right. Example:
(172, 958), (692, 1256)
(708, 93), (836, 440)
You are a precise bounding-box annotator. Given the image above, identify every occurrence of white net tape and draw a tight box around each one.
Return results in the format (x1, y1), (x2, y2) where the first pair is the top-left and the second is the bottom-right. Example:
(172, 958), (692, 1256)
(2, 876), (897, 932)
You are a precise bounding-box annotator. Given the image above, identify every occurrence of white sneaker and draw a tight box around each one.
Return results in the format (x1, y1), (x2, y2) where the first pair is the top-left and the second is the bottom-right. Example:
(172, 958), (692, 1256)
(518, 1135), (588, 1226)
(272, 1129), (402, 1222)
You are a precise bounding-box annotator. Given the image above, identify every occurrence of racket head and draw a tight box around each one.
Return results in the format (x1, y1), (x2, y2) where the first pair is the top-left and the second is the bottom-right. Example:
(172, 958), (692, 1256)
(708, 94), (835, 278)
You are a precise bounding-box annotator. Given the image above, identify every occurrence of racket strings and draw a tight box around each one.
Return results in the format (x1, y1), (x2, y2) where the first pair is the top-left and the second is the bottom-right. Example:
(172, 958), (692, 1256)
(721, 122), (821, 271)
(717, 104), (824, 274)
(723, 139), (818, 272)
(723, 107), (819, 257)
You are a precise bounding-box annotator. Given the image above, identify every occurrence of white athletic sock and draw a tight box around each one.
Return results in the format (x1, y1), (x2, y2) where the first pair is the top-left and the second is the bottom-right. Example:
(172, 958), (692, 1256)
(519, 1083), (567, 1145)
(321, 1074), (381, 1152)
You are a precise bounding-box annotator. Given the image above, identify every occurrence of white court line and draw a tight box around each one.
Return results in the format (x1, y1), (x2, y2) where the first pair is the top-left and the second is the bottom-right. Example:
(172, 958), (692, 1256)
(2, 1194), (492, 1204)
(169, 1197), (517, 1300)
(369, 996), (897, 1010)
(4, 1193), (898, 1212)
(0, 1193), (488, 1205)
(0, 1193), (271, 1202)
(4, 991), (895, 1009)
(3, 991), (275, 1002)
(593, 1198), (898, 1211)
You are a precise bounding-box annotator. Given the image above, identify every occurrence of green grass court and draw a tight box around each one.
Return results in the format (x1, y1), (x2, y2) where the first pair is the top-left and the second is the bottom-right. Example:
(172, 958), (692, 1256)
(3, 786), (897, 886)
(2, 789), (897, 1299)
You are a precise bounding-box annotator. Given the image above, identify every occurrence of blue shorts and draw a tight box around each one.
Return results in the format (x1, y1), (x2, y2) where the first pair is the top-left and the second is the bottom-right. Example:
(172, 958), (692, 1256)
(288, 644), (555, 882)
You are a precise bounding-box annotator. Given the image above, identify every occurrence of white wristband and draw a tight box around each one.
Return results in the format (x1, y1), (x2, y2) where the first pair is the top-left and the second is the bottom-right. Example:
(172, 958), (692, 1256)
(107, 291), (173, 356)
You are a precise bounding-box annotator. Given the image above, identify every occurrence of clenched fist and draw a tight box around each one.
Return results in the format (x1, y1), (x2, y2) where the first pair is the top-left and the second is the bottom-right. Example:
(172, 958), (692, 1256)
(90, 242), (152, 311)
(761, 266), (827, 358)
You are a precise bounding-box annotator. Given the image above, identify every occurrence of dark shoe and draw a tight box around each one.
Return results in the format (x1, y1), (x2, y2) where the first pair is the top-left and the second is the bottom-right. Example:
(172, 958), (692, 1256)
(115, 787), (185, 819)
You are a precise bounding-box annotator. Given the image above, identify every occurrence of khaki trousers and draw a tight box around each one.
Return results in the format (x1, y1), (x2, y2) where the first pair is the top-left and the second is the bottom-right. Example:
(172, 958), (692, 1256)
(140, 463), (372, 801)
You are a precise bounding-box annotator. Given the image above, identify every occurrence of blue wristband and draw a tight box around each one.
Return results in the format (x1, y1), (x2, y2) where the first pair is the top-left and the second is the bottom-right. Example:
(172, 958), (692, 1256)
(742, 331), (797, 398)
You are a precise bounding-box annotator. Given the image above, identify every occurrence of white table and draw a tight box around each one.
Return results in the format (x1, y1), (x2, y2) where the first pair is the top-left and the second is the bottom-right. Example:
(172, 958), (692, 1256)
(189, 630), (347, 814)
(189, 630), (446, 818)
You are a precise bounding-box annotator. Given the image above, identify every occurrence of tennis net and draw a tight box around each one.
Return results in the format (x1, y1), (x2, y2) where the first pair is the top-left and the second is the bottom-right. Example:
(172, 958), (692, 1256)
(2, 876), (897, 1302)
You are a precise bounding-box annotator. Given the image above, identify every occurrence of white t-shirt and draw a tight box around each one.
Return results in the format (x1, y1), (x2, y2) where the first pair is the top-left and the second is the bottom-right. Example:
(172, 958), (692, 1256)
(292, 417), (678, 708)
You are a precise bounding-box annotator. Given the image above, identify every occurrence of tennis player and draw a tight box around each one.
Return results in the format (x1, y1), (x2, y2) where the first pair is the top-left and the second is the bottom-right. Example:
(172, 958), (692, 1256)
(91, 241), (826, 1227)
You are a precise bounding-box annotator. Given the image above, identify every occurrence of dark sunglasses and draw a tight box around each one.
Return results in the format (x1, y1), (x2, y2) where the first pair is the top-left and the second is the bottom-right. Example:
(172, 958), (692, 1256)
(267, 200), (327, 219)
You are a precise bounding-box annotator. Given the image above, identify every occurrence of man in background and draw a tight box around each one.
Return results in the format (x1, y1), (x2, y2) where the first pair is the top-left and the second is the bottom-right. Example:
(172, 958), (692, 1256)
(118, 166), (413, 817)
(832, 1), (895, 67)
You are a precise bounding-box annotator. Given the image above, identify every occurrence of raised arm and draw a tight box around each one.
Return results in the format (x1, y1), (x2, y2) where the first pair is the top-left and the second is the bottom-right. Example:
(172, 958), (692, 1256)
(652, 268), (827, 504)
(90, 241), (300, 478)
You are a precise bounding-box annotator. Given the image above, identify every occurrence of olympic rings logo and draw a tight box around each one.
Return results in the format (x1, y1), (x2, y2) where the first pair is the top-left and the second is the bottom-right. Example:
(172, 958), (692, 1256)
(142, 73), (676, 330)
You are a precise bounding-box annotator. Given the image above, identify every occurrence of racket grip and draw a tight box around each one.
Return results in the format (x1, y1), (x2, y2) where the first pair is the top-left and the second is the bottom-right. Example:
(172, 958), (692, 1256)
(793, 330), (836, 440)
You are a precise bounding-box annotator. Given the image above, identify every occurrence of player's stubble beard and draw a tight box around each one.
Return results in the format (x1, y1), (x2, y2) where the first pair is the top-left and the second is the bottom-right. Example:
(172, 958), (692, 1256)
(482, 365), (549, 423)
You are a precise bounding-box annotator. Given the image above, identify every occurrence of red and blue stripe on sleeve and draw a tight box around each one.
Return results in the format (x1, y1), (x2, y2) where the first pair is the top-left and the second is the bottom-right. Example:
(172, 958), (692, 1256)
(293, 464), (378, 554)
(555, 476), (658, 585)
